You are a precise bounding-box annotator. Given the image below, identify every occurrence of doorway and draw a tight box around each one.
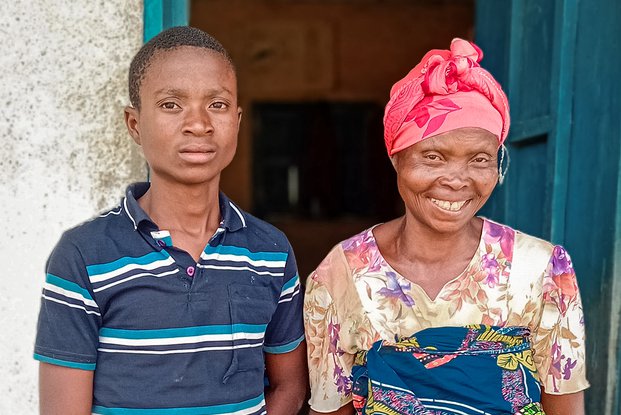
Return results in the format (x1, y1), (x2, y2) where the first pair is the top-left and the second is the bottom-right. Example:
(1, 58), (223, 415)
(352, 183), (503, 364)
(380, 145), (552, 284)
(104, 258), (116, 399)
(190, 0), (475, 278)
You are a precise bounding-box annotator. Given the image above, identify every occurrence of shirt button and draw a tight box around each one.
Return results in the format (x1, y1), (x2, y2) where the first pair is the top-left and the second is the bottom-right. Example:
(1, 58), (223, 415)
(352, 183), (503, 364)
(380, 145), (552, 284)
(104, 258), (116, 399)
(186, 266), (195, 277)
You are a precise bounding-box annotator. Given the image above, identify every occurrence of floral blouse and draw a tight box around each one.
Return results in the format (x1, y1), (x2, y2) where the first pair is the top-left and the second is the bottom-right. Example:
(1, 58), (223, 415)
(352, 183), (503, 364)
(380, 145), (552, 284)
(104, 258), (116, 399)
(304, 219), (589, 412)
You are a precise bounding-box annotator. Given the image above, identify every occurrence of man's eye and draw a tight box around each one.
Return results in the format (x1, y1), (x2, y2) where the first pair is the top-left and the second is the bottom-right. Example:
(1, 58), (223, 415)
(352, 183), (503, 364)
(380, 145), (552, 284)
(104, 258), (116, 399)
(210, 102), (228, 109)
(161, 102), (179, 109)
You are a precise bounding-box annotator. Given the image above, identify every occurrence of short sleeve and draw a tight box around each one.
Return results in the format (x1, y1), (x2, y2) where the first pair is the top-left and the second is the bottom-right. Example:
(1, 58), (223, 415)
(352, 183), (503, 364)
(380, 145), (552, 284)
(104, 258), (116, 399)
(304, 249), (355, 412)
(34, 233), (101, 370)
(531, 245), (589, 394)
(263, 243), (305, 354)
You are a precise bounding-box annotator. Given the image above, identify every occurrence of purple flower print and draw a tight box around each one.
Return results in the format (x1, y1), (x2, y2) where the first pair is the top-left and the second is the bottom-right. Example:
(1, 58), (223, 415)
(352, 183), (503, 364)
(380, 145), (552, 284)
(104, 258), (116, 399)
(327, 320), (352, 395)
(333, 365), (352, 395)
(551, 246), (573, 275)
(549, 341), (563, 392)
(546, 246), (579, 315)
(481, 253), (500, 287)
(342, 230), (382, 273)
(563, 358), (577, 380)
(483, 220), (515, 261)
(328, 321), (343, 356)
(378, 272), (415, 307)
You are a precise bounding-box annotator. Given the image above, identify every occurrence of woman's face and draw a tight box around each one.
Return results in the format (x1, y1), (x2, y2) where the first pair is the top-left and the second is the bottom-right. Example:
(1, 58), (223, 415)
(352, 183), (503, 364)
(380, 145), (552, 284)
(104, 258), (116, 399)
(394, 127), (499, 235)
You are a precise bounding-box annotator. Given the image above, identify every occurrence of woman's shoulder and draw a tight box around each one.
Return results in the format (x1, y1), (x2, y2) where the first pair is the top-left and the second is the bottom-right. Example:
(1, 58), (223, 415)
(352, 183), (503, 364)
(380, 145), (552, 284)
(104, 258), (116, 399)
(308, 225), (381, 285)
(481, 218), (562, 280)
(339, 225), (379, 253)
(482, 217), (556, 253)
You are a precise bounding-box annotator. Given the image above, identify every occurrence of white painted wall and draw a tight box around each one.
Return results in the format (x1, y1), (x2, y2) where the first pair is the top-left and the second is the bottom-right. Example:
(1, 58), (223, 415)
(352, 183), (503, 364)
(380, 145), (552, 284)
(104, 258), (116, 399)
(0, 2), (144, 412)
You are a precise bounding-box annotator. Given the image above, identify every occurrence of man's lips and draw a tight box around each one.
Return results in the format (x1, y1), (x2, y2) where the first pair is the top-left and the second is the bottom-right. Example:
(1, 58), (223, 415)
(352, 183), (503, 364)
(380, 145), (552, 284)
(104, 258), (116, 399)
(178, 146), (216, 163)
(179, 144), (216, 153)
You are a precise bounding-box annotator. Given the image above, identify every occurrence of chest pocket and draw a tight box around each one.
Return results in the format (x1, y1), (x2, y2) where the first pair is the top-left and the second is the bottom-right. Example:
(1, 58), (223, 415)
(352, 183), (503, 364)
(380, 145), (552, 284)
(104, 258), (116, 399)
(222, 283), (278, 382)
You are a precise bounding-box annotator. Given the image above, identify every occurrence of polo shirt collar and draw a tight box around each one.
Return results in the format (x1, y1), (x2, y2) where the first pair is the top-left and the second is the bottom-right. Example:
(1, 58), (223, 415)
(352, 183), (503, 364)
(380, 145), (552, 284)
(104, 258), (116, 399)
(123, 182), (154, 230)
(218, 192), (247, 232)
(123, 182), (247, 232)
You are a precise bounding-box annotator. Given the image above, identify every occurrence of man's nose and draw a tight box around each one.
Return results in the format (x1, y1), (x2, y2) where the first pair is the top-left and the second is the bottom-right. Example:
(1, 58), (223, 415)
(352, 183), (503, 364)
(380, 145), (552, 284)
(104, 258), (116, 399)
(183, 106), (213, 136)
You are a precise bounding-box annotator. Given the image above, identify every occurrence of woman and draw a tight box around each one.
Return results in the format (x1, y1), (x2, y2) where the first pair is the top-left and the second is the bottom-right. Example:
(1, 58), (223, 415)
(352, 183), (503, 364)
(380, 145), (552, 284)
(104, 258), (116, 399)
(304, 39), (588, 415)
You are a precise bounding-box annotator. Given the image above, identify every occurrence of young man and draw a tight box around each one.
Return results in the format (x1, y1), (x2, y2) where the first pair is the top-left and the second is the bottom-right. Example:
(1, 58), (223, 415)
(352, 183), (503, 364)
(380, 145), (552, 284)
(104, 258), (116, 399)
(35, 26), (307, 415)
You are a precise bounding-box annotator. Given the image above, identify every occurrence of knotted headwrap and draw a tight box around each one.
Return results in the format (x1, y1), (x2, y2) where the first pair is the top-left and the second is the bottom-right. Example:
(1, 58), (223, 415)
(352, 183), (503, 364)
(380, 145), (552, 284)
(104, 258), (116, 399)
(384, 38), (510, 156)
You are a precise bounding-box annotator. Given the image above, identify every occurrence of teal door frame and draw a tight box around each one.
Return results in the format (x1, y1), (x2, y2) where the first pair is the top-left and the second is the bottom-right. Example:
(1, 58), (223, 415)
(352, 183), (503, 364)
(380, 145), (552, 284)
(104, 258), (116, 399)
(144, 0), (189, 42)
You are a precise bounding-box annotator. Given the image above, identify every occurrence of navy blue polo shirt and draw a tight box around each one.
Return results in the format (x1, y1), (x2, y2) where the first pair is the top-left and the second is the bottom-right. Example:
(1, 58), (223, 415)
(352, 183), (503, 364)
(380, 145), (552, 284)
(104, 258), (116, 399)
(34, 183), (304, 415)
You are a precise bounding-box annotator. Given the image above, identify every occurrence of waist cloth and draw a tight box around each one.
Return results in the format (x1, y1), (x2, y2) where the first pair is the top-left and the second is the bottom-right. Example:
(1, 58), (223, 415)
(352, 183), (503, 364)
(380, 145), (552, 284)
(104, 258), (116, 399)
(351, 325), (545, 415)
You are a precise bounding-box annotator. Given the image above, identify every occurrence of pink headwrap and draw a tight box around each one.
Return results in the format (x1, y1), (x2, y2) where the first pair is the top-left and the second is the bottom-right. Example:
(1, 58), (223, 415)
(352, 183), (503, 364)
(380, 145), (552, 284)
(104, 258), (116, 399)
(384, 38), (510, 156)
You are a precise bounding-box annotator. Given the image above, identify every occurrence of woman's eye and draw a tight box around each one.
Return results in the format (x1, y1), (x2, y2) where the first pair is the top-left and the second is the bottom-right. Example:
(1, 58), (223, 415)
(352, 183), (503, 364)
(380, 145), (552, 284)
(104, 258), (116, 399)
(425, 154), (441, 161)
(161, 102), (179, 110)
(473, 157), (490, 163)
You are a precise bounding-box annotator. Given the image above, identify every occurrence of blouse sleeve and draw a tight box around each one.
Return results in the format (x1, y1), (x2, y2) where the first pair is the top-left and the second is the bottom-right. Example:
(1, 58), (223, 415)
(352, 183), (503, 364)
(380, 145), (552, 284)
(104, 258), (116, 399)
(531, 245), (590, 394)
(304, 249), (355, 412)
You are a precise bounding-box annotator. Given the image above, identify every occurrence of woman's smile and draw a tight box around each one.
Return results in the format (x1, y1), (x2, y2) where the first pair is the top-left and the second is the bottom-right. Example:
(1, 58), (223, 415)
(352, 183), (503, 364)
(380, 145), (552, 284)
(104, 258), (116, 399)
(429, 197), (469, 212)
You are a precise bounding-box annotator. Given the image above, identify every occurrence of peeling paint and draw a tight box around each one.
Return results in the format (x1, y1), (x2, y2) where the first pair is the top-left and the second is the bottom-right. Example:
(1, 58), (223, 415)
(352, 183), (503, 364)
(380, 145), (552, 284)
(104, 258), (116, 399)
(0, 1), (143, 413)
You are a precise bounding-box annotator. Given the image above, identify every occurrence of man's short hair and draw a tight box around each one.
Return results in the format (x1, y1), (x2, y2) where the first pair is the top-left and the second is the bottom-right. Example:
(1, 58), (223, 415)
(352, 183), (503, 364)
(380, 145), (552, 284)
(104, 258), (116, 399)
(128, 26), (235, 109)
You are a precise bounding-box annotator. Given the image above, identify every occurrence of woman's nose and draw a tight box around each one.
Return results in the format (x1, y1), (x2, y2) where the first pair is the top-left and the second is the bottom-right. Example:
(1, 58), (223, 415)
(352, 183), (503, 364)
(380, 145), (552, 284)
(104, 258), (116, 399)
(439, 164), (468, 189)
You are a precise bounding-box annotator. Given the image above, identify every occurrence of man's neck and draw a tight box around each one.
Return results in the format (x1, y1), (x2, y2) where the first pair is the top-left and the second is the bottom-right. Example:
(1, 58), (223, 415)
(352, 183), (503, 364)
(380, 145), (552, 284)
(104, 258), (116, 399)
(138, 177), (222, 237)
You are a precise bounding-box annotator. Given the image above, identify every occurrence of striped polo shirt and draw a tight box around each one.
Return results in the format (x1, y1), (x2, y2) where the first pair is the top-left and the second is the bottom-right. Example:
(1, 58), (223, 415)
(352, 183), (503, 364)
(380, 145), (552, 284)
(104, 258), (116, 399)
(34, 182), (304, 415)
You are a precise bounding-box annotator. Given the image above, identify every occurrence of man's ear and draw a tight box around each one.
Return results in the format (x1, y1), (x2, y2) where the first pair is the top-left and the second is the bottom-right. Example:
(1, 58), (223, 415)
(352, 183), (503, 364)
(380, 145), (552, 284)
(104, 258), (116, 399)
(124, 105), (141, 145)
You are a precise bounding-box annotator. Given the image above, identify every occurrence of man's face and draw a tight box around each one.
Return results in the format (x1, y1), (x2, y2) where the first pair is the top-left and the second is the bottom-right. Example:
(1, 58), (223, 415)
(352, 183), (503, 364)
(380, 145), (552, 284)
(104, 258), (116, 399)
(125, 46), (241, 187)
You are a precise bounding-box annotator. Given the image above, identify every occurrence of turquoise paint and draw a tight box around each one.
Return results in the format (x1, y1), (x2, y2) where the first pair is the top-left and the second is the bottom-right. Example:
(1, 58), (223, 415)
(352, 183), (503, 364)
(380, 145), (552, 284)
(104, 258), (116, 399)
(548, 0), (578, 245)
(143, 0), (189, 42)
(563, 1), (621, 413)
(477, 1), (621, 413)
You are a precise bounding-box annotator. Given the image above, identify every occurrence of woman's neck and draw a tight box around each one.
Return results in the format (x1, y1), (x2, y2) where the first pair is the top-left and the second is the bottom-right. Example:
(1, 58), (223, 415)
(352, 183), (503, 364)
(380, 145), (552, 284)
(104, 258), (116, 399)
(394, 215), (483, 266)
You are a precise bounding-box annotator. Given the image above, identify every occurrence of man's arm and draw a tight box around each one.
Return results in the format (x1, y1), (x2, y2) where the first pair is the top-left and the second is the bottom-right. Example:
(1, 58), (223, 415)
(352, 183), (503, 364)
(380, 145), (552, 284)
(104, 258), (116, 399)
(309, 403), (354, 415)
(264, 341), (308, 415)
(541, 390), (585, 415)
(39, 363), (93, 415)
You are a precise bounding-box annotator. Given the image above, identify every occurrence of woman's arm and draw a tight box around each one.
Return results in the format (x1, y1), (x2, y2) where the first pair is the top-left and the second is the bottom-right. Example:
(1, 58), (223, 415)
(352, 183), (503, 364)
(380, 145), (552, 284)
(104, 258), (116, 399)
(541, 390), (585, 415)
(39, 363), (93, 415)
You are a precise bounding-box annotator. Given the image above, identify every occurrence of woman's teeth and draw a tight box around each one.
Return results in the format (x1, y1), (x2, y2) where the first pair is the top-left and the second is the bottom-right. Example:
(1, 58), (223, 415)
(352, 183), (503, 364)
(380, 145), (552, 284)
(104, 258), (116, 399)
(430, 198), (467, 212)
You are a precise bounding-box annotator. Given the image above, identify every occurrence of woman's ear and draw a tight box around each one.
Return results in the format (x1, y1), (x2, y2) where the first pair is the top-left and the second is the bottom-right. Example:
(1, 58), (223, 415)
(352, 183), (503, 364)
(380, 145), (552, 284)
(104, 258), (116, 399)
(497, 144), (509, 184)
(124, 105), (141, 145)
(390, 154), (398, 171)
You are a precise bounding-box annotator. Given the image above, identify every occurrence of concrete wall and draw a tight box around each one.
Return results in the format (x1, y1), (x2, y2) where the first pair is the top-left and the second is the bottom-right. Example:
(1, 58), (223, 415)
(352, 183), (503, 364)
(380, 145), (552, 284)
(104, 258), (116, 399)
(0, 2), (144, 412)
